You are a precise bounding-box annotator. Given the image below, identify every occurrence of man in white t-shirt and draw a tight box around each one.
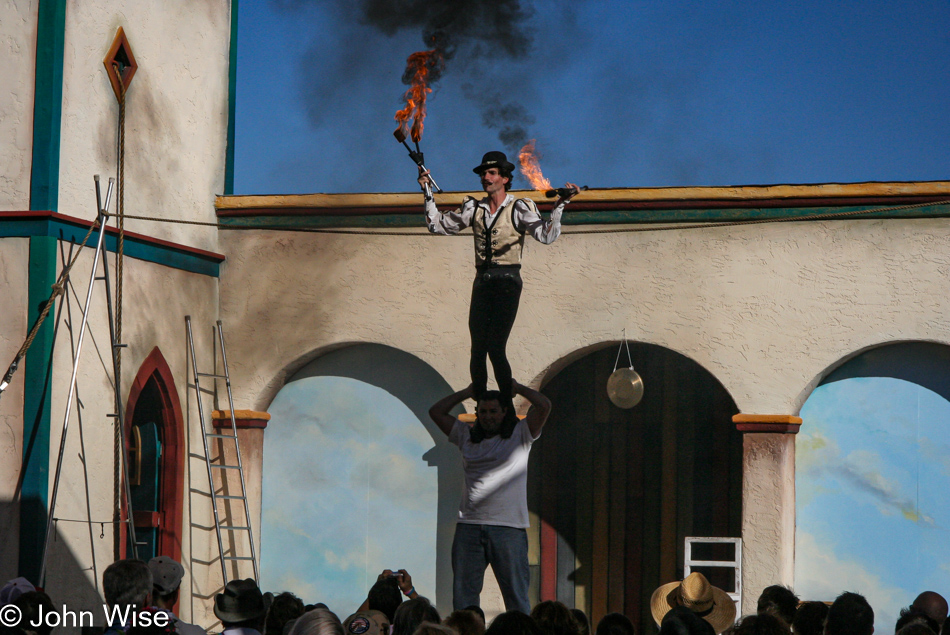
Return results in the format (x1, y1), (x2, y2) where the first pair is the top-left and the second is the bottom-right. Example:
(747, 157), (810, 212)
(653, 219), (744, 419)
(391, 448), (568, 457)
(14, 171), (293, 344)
(429, 380), (552, 614)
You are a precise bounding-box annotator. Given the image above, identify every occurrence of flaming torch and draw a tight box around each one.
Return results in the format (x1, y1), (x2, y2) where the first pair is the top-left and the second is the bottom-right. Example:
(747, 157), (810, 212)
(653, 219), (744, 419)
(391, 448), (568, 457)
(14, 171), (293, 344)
(518, 140), (587, 199)
(393, 49), (444, 195)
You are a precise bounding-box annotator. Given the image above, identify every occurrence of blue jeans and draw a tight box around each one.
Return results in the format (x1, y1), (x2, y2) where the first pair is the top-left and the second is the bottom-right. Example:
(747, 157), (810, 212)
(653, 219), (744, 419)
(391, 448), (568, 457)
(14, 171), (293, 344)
(452, 522), (530, 614)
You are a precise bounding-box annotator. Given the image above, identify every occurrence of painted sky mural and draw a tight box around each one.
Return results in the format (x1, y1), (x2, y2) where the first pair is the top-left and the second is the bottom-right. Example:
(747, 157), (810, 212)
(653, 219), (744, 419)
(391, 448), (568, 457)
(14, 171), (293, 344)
(261, 377), (439, 613)
(796, 377), (950, 632)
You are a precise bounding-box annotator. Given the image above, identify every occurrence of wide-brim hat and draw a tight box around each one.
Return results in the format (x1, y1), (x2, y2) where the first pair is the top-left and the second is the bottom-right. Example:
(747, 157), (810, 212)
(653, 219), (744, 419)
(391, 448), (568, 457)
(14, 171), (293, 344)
(214, 578), (271, 623)
(148, 556), (185, 595)
(650, 572), (736, 634)
(472, 151), (515, 174)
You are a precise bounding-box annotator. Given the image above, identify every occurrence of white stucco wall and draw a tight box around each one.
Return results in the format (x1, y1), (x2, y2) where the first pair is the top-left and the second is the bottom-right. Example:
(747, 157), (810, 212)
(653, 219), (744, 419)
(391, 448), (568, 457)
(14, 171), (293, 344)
(0, 239), (30, 581)
(0, 1), (37, 210)
(57, 0), (231, 250)
(219, 217), (950, 417)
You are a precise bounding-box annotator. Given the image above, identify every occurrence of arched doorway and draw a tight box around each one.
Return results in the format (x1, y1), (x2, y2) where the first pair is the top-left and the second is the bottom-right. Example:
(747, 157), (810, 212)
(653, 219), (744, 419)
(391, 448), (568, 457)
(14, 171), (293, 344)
(796, 342), (950, 632)
(532, 343), (742, 632)
(260, 343), (462, 614)
(123, 347), (185, 562)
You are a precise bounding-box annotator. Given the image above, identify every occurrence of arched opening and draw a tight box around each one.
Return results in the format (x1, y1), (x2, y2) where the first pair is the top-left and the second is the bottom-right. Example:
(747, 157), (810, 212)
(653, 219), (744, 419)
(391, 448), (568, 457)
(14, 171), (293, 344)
(532, 342), (742, 632)
(260, 343), (462, 614)
(796, 342), (950, 632)
(123, 347), (185, 563)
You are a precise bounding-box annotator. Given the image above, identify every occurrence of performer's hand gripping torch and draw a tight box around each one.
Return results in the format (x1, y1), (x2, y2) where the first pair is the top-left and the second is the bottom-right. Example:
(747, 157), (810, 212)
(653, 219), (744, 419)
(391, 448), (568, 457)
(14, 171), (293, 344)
(394, 129), (443, 197)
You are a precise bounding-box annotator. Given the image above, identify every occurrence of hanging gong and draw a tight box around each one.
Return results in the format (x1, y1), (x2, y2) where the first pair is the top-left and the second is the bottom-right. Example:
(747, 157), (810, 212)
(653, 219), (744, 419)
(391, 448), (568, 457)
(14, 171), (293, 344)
(607, 367), (644, 409)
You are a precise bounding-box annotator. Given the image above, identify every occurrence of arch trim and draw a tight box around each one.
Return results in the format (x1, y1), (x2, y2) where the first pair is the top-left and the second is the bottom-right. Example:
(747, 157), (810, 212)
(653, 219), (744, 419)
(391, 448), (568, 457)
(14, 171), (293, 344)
(122, 347), (185, 564)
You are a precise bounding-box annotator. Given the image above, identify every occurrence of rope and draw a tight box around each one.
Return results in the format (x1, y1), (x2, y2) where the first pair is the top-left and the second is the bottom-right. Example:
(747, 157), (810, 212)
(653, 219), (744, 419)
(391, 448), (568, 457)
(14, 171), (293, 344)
(112, 62), (127, 542)
(105, 198), (950, 237)
(0, 221), (100, 392)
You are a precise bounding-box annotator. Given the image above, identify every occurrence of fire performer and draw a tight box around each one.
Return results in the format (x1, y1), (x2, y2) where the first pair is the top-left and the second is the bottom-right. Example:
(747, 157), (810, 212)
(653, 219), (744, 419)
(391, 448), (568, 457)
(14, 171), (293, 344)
(417, 151), (579, 410)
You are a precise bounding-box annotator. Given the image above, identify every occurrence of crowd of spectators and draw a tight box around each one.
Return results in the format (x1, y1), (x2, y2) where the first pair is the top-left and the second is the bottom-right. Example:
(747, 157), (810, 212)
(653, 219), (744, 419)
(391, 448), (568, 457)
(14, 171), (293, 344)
(2, 564), (947, 635)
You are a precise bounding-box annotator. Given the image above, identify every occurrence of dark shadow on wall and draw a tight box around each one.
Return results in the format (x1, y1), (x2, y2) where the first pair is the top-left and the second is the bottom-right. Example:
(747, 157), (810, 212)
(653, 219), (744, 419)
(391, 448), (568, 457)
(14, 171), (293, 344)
(287, 343), (464, 614)
(821, 341), (950, 399)
(0, 500), (106, 626)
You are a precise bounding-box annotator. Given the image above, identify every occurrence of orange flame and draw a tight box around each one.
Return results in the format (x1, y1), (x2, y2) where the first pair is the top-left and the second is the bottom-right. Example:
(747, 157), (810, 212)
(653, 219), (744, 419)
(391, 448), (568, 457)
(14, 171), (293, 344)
(394, 49), (444, 143)
(518, 140), (552, 191)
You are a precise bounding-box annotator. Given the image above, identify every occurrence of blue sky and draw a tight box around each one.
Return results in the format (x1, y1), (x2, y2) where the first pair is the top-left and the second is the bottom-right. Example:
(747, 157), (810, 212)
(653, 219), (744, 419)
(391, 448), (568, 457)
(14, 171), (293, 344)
(234, 0), (950, 195)
(796, 377), (950, 632)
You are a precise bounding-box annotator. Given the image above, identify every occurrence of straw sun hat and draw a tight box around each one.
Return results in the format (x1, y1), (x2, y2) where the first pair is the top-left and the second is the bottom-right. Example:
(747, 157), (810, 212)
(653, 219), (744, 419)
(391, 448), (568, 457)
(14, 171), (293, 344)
(650, 572), (737, 634)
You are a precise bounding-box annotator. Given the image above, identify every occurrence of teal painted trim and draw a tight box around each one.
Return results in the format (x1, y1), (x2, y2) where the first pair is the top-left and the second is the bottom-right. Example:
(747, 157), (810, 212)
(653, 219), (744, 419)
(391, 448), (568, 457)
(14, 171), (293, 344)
(216, 203), (950, 230)
(29, 0), (67, 212)
(20, 237), (58, 583)
(0, 216), (221, 277)
(224, 0), (239, 195)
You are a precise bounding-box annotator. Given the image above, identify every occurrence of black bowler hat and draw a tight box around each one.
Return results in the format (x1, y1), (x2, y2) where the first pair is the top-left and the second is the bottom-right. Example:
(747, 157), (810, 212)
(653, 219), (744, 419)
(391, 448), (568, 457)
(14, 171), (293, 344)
(473, 151), (515, 174)
(214, 578), (271, 623)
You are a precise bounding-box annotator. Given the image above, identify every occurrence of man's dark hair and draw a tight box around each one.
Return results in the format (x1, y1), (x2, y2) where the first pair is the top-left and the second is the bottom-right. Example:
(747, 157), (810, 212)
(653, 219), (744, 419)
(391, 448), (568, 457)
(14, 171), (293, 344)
(596, 612), (636, 635)
(826, 592), (874, 635)
(152, 587), (179, 608)
(500, 168), (513, 191)
(900, 625), (938, 635)
(13, 591), (56, 635)
(486, 612), (542, 635)
(897, 609), (939, 635)
(658, 607), (714, 635)
(730, 614), (790, 635)
(226, 616), (267, 632)
(103, 559), (152, 610)
(464, 606), (486, 623)
(757, 586), (799, 626)
(368, 576), (403, 622)
(393, 598), (440, 635)
(912, 594), (949, 629)
(445, 610), (486, 635)
(793, 602), (830, 635)
(265, 592), (306, 635)
(571, 609), (590, 635)
(531, 601), (579, 635)
(470, 391), (516, 442)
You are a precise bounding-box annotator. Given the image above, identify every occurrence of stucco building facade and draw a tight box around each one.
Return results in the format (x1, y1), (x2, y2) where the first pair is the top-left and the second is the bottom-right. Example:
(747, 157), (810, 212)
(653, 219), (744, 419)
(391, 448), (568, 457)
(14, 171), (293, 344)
(2, 0), (949, 631)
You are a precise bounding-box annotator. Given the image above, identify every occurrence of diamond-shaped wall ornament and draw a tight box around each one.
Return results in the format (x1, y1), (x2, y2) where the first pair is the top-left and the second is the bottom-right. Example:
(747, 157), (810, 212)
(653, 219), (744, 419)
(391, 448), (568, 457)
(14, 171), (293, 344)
(103, 27), (137, 102)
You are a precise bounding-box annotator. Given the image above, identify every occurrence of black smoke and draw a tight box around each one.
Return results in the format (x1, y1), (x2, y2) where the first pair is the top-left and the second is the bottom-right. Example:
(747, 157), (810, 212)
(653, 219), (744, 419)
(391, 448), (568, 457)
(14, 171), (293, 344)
(466, 85), (536, 152)
(359, 0), (534, 60)
(359, 0), (539, 154)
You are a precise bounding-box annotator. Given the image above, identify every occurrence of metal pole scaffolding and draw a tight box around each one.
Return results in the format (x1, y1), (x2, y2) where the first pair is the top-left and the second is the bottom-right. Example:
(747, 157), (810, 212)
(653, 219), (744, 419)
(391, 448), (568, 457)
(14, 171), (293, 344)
(38, 176), (138, 587)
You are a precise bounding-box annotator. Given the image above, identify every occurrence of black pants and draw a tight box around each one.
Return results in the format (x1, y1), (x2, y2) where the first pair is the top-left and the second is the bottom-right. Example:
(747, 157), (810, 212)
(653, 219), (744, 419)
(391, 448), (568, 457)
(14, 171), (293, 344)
(469, 266), (523, 402)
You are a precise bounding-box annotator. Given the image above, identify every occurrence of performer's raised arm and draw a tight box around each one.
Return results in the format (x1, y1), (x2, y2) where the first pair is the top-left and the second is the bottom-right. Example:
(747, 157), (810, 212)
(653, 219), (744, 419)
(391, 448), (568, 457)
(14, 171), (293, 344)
(419, 167), (474, 236)
(429, 384), (475, 437)
(513, 380), (552, 438)
(515, 182), (580, 245)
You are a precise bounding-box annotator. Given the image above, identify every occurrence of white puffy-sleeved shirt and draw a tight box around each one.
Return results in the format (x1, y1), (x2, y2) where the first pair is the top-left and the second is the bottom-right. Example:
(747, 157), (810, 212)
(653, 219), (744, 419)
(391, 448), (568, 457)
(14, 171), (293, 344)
(448, 418), (538, 529)
(425, 193), (567, 244)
